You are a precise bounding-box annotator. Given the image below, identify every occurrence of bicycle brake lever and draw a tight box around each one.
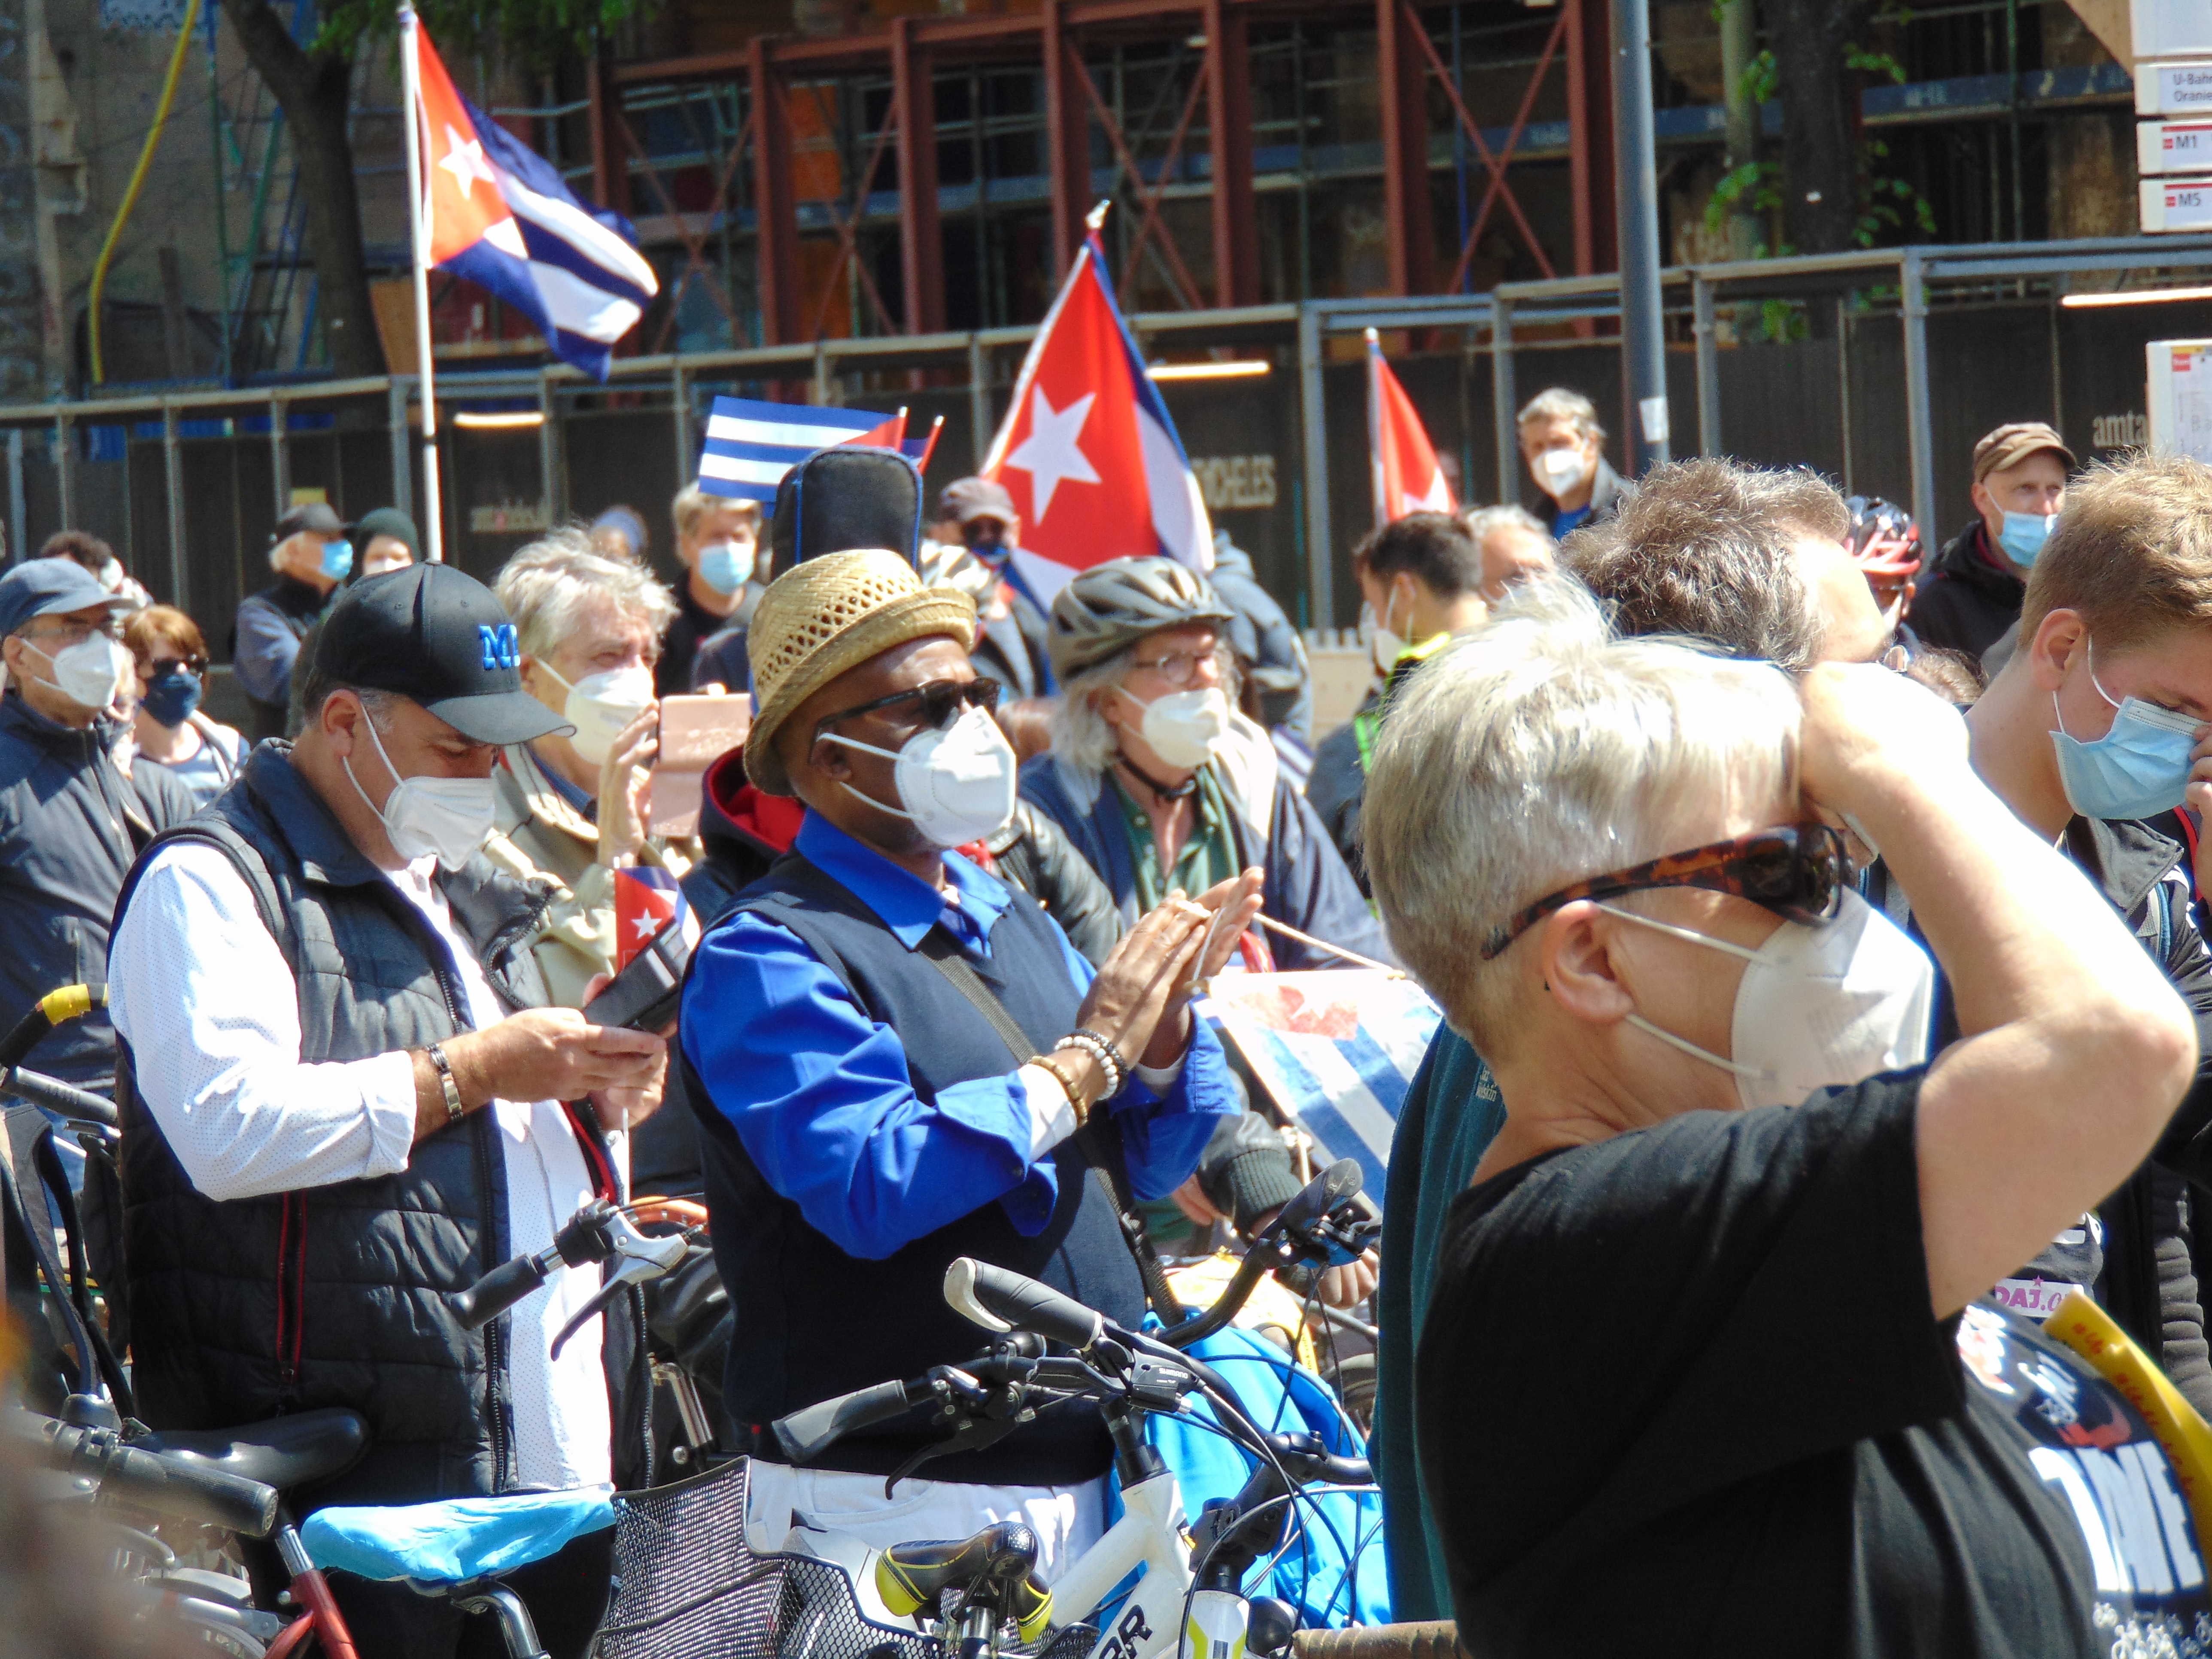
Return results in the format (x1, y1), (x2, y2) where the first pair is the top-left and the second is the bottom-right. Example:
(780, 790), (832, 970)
(544, 1213), (691, 1358)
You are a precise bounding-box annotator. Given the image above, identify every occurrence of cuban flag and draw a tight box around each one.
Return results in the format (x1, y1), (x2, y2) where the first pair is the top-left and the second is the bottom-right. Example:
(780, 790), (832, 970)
(613, 868), (693, 972)
(1368, 329), (1456, 526)
(409, 20), (657, 380)
(1201, 972), (1442, 1198)
(980, 214), (1212, 605)
(698, 399), (927, 510)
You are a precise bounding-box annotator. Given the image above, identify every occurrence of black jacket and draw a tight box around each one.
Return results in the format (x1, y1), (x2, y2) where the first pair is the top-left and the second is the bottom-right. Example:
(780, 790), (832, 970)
(1866, 815), (2212, 1413)
(1908, 522), (2024, 662)
(116, 744), (649, 1506)
(0, 692), (196, 1085)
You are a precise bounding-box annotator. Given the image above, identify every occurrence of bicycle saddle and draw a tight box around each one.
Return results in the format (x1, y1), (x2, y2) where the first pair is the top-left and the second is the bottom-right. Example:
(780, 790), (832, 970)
(138, 1408), (371, 1493)
(875, 1520), (1053, 1640)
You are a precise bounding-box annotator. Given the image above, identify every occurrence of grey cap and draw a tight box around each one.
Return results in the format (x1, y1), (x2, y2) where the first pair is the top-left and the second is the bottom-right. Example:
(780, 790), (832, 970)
(0, 558), (130, 637)
(274, 501), (347, 541)
(941, 477), (1018, 526)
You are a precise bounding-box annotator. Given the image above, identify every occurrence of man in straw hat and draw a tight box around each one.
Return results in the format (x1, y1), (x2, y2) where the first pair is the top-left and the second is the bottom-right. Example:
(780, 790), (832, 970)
(681, 548), (1260, 1572)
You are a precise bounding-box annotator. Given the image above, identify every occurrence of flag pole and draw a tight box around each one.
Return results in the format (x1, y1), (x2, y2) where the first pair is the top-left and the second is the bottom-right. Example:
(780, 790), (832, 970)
(398, 2), (445, 562)
(1365, 328), (1386, 531)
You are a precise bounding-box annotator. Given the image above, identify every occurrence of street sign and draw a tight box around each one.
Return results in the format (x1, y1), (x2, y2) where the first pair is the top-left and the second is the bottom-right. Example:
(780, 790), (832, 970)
(2142, 118), (2212, 173)
(2142, 177), (2212, 230)
(2138, 61), (2212, 115)
(2136, 0), (2212, 59)
(2147, 338), (2212, 460)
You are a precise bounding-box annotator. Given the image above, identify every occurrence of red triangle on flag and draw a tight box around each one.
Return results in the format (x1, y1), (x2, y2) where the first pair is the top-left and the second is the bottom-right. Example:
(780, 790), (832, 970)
(1368, 331), (1457, 525)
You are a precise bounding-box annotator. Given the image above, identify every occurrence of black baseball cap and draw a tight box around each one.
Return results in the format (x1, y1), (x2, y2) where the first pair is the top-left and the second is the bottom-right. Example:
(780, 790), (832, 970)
(310, 562), (571, 745)
(274, 501), (347, 541)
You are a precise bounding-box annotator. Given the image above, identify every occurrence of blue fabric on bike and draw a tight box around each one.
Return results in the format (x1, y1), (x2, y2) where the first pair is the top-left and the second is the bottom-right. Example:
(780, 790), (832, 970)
(299, 1486), (616, 1583)
(1136, 1325), (1389, 1629)
(683, 809), (1236, 1483)
(1372, 1027), (1504, 1623)
(683, 811), (1232, 1258)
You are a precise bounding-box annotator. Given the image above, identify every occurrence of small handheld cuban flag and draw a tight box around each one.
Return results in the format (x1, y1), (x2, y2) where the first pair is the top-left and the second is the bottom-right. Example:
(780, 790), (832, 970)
(613, 867), (691, 972)
(697, 399), (929, 511)
(1200, 971), (1443, 1198)
(407, 18), (657, 380)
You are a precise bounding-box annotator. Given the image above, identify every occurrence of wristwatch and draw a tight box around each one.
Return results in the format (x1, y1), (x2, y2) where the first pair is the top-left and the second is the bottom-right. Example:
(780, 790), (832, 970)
(426, 1043), (463, 1125)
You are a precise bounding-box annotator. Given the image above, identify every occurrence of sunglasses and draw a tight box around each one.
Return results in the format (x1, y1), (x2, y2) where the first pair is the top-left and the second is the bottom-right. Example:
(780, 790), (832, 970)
(811, 676), (1003, 748)
(143, 656), (208, 677)
(1481, 822), (1849, 961)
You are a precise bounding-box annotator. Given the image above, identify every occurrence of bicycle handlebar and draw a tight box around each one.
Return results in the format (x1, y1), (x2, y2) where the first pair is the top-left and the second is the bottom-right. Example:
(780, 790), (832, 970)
(24, 1415), (278, 1538)
(772, 1378), (926, 1465)
(944, 1258), (1105, 1350)
(1159, 1158), (1365, 1351)
(450, 1250), (557, 1331)
(5, 1067), (118, 1127)
(0, 984), (105, 1076)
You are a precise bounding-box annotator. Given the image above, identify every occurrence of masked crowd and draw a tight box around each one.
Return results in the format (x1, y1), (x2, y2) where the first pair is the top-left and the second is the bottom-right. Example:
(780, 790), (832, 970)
(0, 383), (2198, 1659)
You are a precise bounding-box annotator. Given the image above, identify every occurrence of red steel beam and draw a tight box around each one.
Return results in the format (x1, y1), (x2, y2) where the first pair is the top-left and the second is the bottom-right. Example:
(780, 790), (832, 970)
(1375, 0), (1434, 295)
(587, 57), (632, 215)
(892, 18), (946, 335)
(750, 38), (803, 347)
(1203, 0), (1258, 307)
(1043, 1), (1093, 277)
(1565, 0), (1616, 277)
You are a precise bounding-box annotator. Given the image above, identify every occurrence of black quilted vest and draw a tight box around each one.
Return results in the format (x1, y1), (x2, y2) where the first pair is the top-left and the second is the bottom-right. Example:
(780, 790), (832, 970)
(686, 850), (1144, 1485)
(116, 743), (646, 1505)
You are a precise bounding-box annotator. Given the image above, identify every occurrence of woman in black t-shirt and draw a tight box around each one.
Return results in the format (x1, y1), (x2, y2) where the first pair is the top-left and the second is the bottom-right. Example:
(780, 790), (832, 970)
(1359, 579), (2203, 1657)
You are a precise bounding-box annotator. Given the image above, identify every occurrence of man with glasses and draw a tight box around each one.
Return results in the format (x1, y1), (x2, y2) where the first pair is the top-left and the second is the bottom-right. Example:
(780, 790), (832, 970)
(1022, 556), (1388, 973)
(0, 559), (195, 1094)
(681, 548), (1255, 1574)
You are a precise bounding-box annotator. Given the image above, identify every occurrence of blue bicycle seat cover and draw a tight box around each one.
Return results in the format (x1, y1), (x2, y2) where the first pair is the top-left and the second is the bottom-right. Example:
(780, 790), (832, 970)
(299, 1487), (617, 1583)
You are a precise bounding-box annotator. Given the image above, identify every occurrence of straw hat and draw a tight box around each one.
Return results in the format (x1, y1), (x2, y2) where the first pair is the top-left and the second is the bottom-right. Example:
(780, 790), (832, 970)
(744, 549), (978, 796)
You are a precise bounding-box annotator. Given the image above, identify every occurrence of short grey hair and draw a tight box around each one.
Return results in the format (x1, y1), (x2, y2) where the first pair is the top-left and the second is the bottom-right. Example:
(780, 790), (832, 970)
(495, 525), (678, 662)
(1516, 387), (1604, 443)
(1562, 457), (1846, 670)
(1362, 576), (1799, 1057)
(1048, 638), (1240, 778)
(1460, 503), (1551, 547)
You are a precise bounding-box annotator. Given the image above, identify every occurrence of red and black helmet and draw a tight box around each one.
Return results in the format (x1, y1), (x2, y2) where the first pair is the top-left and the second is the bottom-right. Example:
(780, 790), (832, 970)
(1843, 495), (1923, 581)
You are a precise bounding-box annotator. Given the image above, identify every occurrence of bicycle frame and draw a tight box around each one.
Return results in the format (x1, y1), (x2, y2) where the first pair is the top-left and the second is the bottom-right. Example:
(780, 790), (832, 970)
(1048, 1465), (1192, 1659)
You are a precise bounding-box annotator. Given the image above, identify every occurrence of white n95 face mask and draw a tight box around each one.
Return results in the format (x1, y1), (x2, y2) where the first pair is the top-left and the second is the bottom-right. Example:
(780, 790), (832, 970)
(1601, 887), (1936, 1110)
(1534, 447), (1592, 498)
(540, 662), (654, 767)
(819, 702), (1018, 848)
(25, 633), (130, 711)
(1118, 685), (1232, 770)
(345, 710), (499, 870)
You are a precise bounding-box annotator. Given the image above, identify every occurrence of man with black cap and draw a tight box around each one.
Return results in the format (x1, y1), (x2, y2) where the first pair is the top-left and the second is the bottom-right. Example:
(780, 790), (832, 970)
(0, 559), (196, 1091)
(940, 475), (1056, 697)
(232, 501), (353, 742)
(109, 562), (666, 1656)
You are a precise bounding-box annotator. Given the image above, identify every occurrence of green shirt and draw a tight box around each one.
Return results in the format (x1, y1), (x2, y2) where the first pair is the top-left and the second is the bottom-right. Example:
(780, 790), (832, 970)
(1110, 765), (1238, 913)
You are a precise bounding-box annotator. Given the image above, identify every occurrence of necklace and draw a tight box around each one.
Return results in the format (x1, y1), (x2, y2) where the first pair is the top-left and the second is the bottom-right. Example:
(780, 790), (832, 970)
(1117, 754), (1199, 802)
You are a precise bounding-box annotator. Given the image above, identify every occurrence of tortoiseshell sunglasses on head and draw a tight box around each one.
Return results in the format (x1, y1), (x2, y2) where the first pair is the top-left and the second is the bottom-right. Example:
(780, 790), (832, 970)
(1480, 822), (1850, 960)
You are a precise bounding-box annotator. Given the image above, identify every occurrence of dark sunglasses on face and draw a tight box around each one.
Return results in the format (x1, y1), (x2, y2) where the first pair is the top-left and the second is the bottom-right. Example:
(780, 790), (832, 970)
(143, 656), (207, 678)
(812, 676), (1003, 748)
(1480, 821), (1850, 960)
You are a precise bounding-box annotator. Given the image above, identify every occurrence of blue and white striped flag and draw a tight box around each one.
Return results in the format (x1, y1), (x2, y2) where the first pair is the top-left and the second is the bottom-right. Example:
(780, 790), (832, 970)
(1202, 971), (1442, 1199)
(698, 396), (901, 508)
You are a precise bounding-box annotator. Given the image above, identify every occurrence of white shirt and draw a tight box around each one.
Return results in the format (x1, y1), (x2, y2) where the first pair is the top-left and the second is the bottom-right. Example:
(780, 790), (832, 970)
(109, 840), (613, 1490)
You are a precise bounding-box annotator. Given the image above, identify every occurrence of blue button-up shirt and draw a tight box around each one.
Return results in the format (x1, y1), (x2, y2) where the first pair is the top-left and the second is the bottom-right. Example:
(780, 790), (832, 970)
(681, 811), (1237, 1261)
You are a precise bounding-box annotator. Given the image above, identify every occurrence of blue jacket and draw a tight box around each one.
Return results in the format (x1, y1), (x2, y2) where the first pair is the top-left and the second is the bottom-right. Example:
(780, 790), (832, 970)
(1018, 748), (1392, 974)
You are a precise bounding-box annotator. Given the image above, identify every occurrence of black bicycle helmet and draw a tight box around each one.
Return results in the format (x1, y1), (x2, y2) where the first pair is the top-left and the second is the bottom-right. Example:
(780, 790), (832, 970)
(1047, 556), (1236, 681)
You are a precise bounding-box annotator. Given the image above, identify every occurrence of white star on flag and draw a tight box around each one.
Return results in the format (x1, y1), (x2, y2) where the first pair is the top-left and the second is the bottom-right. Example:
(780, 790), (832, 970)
(1402, 469), (1453, 518)
(631, 912), (663, 942)
(439, 125), (498, 198)
(1006, 388), (1100, 522)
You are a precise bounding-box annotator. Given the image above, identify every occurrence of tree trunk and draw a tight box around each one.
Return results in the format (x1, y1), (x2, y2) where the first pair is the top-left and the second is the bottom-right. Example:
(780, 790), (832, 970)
(1768, 0), (1870, 255)
(219, 0), (387, 379)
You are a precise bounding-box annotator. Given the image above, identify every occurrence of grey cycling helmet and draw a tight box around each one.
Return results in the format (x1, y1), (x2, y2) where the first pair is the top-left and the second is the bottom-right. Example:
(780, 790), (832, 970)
(1048, 556), (1236, 680)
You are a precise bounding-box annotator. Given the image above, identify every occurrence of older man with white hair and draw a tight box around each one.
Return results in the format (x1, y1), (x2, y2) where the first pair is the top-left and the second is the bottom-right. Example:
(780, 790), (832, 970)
(1365, 579), (2203, 1653)
(1515, 387), (1629, 537)
(492, 529), (684, 1009)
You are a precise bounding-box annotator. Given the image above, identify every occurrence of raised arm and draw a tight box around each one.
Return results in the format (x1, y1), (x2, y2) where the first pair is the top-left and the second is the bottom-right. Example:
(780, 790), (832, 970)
(1796, 663), (2198, 1318)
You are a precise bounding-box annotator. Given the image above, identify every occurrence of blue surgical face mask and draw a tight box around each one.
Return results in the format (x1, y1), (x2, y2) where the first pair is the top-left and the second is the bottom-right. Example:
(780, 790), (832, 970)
(697, 539), (754, 596)
(1997, 510), (2057, 568)
(319, 538), (354, 582)
(2050, 651), (2203, 820)
(140, 663), (202, 729)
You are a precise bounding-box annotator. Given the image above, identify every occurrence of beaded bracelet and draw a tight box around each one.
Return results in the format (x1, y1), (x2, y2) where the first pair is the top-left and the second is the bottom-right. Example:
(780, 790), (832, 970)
(1056, 1029), (1127, 1100)
(1030, 1052), (1092, 1122)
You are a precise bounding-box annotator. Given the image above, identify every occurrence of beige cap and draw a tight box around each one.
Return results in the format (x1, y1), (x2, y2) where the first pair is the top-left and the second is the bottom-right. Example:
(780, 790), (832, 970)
(1972, 421), (2075, 485)
(743, 549), (978, 797)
